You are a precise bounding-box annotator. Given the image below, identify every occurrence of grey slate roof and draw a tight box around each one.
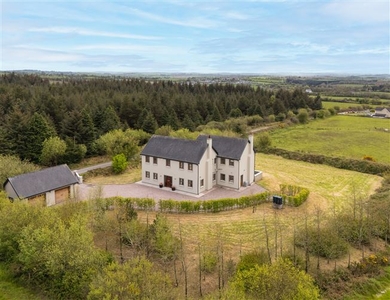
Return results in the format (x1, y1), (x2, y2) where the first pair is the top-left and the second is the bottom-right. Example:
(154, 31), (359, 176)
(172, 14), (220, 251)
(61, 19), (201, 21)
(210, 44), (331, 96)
(197, 135), (249, 160)
(140, 135), (208, 164)
(4, 164), (79, 199)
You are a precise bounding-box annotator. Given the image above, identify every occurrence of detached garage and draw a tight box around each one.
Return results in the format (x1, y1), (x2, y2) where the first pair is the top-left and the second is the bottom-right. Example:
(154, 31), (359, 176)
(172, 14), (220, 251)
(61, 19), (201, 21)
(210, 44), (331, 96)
(3, 164), (79, 206)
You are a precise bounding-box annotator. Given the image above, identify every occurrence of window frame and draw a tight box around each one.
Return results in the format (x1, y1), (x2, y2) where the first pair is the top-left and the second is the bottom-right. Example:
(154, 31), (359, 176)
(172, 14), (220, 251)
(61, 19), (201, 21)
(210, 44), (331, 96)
(220, 158), (226, 165)
(145, 171), (150, 178)
(188, 163), (193, 171)
(179, 178), (184, 186)
(188, 180), (193, 188)
(229, 159), (234, 166)
(153, 173), (158, 180)
(153, 157), (158, 164)
(179, 161), (184, 169)
(229, 175), (234, 183)
(166, 159), (171, 167)
(145, 156), (150, 163)
(220, 173), (226, 181)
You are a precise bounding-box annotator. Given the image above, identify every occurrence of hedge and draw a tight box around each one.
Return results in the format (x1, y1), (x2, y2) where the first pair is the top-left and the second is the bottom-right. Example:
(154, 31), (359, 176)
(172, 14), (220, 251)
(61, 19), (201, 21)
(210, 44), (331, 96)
(105, 196), (156, 211)
(262, 148), (390, 176)
(280, 184), (310, 207)
(159, 192), (270, 213)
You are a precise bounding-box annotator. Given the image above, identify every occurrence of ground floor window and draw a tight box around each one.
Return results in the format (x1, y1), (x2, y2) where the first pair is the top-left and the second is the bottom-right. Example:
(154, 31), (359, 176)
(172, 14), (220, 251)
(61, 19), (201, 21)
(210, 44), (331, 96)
(213, 173), (216, 181)
(145, 171), (150, 178)
(188, 180), (193, 188)
(220, 173), (225, 181)
(153, 173), (158, 180)
(229, 175), (234, 183)
(179, 178), (184, 185)
(200, 179), (204, 187)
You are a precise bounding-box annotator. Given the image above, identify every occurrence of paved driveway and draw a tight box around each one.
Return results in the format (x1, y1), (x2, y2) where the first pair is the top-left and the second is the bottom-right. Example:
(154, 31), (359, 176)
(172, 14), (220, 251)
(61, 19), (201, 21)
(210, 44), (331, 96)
(77, 181), (266, 202)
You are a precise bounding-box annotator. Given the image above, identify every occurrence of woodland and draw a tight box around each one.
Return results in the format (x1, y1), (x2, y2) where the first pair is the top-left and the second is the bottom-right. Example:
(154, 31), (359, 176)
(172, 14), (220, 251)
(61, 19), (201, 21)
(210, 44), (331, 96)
(0, 73), (321, 165)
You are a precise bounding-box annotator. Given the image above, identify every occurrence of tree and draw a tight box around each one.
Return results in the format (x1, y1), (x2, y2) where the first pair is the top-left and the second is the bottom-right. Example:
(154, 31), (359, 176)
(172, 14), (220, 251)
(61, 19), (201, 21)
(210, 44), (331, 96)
(88, 256), (174, 300)
(21, 112), (56, 163)
(142, 111), (158, 134)
(254, 132), (272, 152)
(96, 129), (138, 160)
(17, 213), (108, 299)
(112, 153), (128, 174)
(297, 109), (309, 124)
(229, 259), (320, 300)
(40, 136), (67, 166)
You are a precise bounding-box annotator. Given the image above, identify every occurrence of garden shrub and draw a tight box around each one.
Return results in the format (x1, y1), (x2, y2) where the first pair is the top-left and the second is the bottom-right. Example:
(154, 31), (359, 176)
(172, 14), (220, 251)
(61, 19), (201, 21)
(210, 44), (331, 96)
(280, 184), (310, 207)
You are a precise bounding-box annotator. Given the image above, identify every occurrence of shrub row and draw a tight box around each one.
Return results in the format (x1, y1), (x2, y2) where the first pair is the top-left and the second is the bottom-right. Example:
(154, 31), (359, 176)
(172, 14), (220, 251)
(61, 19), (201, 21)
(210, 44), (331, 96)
(263, 148), (390, 176)
(106, 196), (156, 210)
(159, 192), (270, 213)
(280, 184), (310, 207)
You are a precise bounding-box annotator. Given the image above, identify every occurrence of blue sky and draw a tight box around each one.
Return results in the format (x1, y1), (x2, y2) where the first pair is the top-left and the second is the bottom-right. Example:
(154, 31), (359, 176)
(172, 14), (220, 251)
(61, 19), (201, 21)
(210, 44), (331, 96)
(1, 0), (389, 74)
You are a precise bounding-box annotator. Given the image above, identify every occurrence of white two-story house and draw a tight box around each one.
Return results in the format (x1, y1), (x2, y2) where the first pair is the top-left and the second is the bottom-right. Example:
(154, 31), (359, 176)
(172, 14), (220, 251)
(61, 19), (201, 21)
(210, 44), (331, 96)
(140, 134), (255, 195)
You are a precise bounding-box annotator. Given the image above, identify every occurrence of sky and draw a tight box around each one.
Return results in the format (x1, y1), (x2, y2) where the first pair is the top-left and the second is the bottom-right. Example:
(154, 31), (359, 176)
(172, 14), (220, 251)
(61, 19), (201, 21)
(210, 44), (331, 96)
(1, 0), (389, 74)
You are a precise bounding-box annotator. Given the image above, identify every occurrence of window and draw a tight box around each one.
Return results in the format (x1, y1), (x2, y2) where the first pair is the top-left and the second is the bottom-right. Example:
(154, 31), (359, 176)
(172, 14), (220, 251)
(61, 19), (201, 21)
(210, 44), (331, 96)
(145, 156), (150, 163)
(229, 175), (234, 182)
(221, 158), (225, 164)
(188, 163), (193, 171)
(229, 159), (234, 166)
(179, 161), (184, 169)
(166, 159), (171, 167)
(213, 173), (216, 181)
(179, 178), (184, 186)
(145, 171), (150, 178)
(153, 173), (158, 180)
(220, 174), (226, 181)
(153, 157), (158, 164)
(188, 180), (193, 188)
(200, 179), (204, 187)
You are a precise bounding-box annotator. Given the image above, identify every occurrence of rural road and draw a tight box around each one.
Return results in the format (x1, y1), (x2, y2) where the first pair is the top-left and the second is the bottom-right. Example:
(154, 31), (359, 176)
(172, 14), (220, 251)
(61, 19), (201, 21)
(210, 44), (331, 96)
(74, 162), (112, 174)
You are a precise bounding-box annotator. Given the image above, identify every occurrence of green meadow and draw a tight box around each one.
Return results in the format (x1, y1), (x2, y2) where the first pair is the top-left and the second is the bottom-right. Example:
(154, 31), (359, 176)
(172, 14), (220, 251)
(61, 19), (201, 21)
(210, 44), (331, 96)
(268, 115), (390, 164)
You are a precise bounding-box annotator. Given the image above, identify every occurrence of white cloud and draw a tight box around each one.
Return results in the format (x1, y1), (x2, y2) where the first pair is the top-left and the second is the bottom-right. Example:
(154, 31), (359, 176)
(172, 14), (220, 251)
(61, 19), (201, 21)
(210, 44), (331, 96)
(29, 27), (162, 40)
(323, 1), (389, 23)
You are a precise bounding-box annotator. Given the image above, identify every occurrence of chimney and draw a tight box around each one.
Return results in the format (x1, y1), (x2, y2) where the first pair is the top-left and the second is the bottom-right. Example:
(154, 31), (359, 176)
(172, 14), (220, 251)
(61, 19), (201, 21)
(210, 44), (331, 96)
(248, 134), (253, 154)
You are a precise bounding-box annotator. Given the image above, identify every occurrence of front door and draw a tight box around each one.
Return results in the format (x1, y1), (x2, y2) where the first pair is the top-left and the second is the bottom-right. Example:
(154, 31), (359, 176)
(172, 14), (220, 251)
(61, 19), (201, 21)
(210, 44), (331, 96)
(164, 175), (172, 188)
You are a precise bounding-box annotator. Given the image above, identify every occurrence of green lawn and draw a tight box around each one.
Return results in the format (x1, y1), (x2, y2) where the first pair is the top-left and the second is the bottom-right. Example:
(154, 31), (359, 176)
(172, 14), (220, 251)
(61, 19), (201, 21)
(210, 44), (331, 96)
(0, 263), (42, 300)
(321, 101), (378, 110)
(268, 115), (390, 164)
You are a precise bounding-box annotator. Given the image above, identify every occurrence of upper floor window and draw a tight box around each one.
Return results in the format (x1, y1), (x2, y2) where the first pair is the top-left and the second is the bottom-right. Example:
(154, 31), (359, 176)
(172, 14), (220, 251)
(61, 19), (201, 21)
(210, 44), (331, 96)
(153, 157), (158, 164)
(179, 161), (184, 169)
(166, 159), (171, 167)
(188, 163), (193, 171)
(145, 156), (150, 163)
(221, 158), (226, 165)
(229, 159), (234, 166)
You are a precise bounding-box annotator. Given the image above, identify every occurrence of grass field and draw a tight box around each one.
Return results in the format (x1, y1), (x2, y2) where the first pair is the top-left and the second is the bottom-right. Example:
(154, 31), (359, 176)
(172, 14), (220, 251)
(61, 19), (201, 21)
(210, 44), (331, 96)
(268, 115), (390, 164)
(0, 263), (42, 300)
(135, 153), (382, 274)
(321, 101), (378, 110)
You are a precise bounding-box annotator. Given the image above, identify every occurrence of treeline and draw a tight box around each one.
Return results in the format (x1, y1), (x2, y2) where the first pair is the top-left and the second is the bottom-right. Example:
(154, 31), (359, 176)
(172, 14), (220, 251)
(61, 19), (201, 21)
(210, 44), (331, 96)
(0, 73), (321, 164)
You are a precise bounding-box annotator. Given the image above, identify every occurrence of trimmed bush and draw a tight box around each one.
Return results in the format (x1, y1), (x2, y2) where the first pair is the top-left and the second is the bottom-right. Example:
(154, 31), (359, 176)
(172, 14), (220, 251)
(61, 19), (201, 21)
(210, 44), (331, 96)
(280, 184), (310, 207)
(159, 192), (270, 214)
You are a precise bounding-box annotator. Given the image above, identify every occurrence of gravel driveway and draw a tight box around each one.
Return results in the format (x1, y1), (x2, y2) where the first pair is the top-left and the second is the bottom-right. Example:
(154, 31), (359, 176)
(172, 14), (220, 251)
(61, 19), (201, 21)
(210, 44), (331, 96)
(77, 181), (266, 202)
